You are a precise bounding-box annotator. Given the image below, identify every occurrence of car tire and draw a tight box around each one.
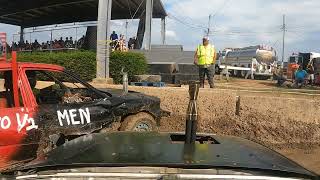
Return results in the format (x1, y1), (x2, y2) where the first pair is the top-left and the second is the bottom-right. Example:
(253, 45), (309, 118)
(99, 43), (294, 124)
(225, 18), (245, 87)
(120, 112), (158, 132)
(215, 66), (220, 74)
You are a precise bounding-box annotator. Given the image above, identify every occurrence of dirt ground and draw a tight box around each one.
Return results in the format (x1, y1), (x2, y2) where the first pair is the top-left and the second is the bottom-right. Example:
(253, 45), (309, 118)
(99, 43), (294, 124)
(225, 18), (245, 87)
(158, 115), (320, 174)
(93, 78), (320, 174)
(279, 148), (320, 174)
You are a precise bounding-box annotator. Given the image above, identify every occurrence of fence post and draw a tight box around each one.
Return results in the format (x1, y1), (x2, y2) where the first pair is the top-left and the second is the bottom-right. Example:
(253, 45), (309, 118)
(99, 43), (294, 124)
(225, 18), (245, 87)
(251, 60), (254, 80)
(75, 27), (78, 49)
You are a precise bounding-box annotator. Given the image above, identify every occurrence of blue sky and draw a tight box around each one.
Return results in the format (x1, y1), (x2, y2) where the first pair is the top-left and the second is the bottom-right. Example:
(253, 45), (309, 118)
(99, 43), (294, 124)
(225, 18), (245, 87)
(1, 0), (320, 60)
(161, 0), (320, 56)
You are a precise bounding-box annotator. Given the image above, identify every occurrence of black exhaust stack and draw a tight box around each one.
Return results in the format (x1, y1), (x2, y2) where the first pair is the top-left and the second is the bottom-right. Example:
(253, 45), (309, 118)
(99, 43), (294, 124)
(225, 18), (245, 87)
(185, 81), (200, 144)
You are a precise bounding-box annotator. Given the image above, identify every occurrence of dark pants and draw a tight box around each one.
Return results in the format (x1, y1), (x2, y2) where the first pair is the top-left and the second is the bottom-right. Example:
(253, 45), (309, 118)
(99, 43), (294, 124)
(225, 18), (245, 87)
(274, 75), (286, 86)
(292, 78), (305, 88)
(294, 78), (305, 85)
(199, 65), (214, 88)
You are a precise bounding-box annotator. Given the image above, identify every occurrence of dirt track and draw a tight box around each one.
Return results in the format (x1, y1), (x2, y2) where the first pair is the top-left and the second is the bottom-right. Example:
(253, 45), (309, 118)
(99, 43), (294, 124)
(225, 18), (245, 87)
(93, 79), (320, 174)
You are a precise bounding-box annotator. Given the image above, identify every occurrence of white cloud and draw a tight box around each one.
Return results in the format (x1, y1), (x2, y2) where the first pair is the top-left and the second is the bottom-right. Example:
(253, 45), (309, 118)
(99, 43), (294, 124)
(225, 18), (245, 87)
(163, 0), (320, 59)
(0, 24), (19, 43)
(166, 30), (176, 38)
(1, 0), (320, 60)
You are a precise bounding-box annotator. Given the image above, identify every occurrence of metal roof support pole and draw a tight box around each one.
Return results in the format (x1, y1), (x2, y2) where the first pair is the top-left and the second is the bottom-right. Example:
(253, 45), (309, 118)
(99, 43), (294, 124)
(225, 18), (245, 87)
(161, 17), (166, 45)
(136, 16), (145, 49)
(19, 26), (24, 44)
(144, 0), (153, 50)
(95, 0), (113, 83)
(50, 29), (53, 53)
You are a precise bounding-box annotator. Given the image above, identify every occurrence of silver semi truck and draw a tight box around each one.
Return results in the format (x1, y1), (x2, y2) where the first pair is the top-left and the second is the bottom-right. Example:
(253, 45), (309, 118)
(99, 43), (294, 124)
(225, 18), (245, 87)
(218, 45), (277, 79)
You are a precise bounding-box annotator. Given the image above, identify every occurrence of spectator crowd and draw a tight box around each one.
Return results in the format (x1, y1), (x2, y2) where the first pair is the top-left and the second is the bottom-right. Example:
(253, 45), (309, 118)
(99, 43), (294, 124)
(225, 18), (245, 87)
(110, 31), (138, 52)
(9, 35), (86, 52)
(273, 59), (320, 88)
(6, 31), (138, 52)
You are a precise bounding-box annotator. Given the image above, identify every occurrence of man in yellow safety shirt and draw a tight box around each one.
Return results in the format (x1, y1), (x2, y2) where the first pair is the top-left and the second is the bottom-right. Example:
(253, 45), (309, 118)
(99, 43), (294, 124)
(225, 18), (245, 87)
(194, 37), (216, 88)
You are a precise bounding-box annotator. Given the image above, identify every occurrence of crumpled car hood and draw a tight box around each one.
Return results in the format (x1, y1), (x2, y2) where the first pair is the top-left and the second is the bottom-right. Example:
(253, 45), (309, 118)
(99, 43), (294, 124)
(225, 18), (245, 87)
(12, 132), (318, 179)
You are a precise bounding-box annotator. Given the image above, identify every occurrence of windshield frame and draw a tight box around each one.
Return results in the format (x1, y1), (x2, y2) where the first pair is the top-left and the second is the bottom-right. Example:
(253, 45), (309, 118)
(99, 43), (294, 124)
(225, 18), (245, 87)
(22, 68), (110, 102)
(63, 69), (111, 98)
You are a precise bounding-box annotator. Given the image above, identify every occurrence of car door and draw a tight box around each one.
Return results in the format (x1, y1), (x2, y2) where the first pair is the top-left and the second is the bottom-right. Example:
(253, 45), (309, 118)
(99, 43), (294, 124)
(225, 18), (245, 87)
(0, 69), (39, 169)
(23, 69), (114, 146)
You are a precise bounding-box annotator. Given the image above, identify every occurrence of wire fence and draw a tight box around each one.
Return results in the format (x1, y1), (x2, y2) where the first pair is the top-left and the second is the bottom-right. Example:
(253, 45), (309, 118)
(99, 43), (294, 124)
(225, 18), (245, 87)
(9, 23), (91, 53)
(8, 22), (136, 53)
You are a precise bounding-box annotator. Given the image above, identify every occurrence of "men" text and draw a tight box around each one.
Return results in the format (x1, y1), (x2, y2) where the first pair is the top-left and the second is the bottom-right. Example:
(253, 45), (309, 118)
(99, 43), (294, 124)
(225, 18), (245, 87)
(57, 108), (91, 126)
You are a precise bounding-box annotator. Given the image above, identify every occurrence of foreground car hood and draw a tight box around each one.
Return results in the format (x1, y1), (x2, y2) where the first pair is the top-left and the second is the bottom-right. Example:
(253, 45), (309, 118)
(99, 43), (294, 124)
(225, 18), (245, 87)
(13, 132), (317, 179)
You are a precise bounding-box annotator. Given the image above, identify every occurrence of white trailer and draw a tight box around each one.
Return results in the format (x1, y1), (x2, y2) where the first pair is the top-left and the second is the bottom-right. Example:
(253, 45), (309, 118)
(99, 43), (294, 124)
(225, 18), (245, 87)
(217, 45), (277, 79)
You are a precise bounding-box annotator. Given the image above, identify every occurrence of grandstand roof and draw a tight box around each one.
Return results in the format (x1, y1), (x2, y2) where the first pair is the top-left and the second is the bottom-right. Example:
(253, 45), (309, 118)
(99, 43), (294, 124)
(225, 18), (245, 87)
(0, 0), (167, 28)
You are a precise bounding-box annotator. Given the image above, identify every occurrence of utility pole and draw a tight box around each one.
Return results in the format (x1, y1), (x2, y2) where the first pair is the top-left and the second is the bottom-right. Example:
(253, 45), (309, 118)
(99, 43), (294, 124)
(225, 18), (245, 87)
(281, 14), (286, 65)
(207, 14), (212, 37)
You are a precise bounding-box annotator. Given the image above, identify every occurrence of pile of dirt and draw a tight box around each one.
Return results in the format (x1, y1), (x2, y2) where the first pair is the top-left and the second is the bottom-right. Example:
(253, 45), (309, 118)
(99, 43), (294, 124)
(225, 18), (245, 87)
(159, 112), (320, 150)
(100, 82), (320, 173)
(148, 87), (320, 150)
(204, 113), (320, 150)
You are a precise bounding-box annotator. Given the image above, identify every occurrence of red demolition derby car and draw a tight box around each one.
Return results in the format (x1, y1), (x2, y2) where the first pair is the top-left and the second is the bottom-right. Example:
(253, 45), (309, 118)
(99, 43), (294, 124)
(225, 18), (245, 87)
(0, 52), (162, 171)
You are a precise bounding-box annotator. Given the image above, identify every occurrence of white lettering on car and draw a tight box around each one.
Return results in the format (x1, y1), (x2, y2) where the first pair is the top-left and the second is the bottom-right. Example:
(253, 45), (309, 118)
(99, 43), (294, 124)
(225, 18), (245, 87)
(79, 108), (91, 124)
(25, 117), (38, 131)
(16, 113), (39, 132)
(57, 110), (70, 126)
(69, 109), (80, 125)
(0, 116), (11, 130)
(0, 113), (38, 132)
(57, 108), (91, 126)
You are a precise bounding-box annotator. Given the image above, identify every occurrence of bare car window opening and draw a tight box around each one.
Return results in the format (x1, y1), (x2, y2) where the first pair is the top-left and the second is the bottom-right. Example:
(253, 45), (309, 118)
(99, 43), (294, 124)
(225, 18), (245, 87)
(0, 70), (24, 107)
(26, 70), (104, 105)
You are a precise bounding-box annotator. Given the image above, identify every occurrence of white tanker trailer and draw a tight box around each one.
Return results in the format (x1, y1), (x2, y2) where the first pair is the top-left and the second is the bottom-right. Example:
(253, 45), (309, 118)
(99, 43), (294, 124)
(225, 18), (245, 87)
(217, 45), (277, 79)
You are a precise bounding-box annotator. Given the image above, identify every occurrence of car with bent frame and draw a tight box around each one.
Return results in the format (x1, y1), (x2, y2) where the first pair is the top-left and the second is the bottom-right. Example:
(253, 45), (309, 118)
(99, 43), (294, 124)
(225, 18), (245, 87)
(0, 58), (162, 171)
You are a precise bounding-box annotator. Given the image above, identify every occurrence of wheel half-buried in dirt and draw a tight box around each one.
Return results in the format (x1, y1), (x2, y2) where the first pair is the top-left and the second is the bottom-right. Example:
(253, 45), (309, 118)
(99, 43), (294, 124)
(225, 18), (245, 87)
(120, 112), (158, 132)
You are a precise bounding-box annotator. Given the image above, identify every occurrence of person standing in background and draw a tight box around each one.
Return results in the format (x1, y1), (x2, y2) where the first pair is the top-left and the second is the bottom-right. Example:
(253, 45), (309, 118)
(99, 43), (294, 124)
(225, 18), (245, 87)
(307, 59), (315, 85)
(110, 31), (118, 41)
(294, 65), (308, 88)
(194, 37), (216, 88)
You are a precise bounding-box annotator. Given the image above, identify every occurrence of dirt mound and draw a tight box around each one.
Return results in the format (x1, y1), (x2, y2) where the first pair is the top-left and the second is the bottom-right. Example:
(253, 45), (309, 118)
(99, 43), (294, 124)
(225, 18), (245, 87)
(99, 83), (320, 173)
(159, 111), (320, 150)
(136, 86), (320, 150)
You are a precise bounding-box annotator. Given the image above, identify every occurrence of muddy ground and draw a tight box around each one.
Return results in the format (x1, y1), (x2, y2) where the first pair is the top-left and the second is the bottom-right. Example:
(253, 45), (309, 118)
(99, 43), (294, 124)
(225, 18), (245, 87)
(93, 79), (320, 174)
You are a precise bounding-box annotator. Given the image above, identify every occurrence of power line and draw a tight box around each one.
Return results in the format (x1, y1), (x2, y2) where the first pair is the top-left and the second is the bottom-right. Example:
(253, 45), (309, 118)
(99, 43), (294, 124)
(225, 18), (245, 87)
(218, 30), (281, 34)
(210, 0), (232, 19)
(213, 25), (283, 31)
(207, 0), (232, 35)
(281, 14), (286, 63)
(209, 30), (282, 35)
(168, 13), (207, 29)
(167, 13), (207, 30)
(126, 0), (133, 19)
(281, 24), (320, 32)
(286, 30), (308, 41)
(131, 0), (145, 20)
